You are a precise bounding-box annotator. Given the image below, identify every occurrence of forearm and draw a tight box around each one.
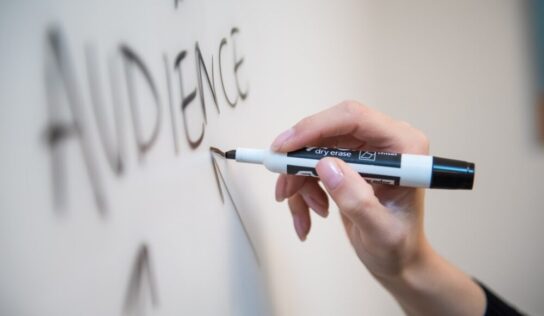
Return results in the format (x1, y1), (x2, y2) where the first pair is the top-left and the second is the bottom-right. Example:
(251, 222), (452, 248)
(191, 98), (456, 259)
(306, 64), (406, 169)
(376, 241), (486, 316)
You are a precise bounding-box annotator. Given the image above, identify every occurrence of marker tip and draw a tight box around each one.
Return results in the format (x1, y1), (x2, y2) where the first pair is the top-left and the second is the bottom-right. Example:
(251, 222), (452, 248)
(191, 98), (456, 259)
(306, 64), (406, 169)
(225, 150), (236, 159)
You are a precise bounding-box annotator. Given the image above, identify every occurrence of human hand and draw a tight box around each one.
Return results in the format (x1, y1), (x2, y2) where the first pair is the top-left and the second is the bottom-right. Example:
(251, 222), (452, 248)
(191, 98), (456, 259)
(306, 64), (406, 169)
(271, 101), (430, 279)
(271, 101), (486, 315)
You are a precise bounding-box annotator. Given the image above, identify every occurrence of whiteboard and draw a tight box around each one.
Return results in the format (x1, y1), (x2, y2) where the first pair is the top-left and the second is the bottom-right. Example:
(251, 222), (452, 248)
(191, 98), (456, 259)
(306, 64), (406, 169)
(0, 0), (269, 315)
(2, 0), (544, 315)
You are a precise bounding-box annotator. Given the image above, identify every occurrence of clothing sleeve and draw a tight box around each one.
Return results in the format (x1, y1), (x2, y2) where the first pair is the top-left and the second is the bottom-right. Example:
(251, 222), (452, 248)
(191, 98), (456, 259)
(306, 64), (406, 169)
(476, 280), (525, 316)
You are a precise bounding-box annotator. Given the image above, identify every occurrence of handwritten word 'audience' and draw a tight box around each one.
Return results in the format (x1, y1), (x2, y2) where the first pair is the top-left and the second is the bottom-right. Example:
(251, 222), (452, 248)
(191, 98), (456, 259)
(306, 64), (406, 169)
(44, 27), (249, 212)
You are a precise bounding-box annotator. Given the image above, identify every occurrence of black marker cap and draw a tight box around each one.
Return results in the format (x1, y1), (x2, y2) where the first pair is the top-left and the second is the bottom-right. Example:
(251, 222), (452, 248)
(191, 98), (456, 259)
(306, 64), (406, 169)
(430, 157), (475, 190)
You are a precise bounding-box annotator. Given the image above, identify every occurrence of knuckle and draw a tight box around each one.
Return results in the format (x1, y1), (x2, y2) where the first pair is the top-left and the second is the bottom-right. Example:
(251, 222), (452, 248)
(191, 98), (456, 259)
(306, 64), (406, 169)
(359, 194), (376, 212)
(295, 116), (313, 130)
(413, 130), (430, 153)
(340, 190), (375, 215)
(340, 199), (360, 215)
(341, 100), (366, 117)
(398, 120), (412, 128)
(400, 121), (430, 154)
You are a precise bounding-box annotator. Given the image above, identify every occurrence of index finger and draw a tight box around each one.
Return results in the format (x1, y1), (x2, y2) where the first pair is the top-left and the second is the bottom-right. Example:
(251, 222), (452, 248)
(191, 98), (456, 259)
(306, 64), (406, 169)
(271, 101), (407, 153)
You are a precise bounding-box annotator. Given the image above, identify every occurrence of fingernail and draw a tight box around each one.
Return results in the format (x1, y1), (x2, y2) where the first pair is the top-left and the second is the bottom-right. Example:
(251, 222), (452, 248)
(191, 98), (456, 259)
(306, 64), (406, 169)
(304, 195), (328, 218)
(275, 176), (286, 202)
(271, 128), (295, 151)
(293, 215), (307, 241)
(275, 188), (285, 202)
(319, 159), (344, 190)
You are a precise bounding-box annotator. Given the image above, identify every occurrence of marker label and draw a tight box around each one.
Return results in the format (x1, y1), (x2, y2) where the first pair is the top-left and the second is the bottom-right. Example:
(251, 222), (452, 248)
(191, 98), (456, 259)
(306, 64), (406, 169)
(286, 165), (401, 185)
(287, 147), (401, 168)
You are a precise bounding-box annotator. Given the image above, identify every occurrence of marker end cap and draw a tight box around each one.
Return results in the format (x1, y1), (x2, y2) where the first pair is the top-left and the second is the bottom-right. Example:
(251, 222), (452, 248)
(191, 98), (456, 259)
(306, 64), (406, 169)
(430, 157), (475, 190)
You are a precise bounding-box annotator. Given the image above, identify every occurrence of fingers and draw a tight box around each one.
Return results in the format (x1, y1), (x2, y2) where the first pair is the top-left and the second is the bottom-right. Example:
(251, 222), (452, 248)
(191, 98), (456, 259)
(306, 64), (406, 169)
(275, 174), (287, 202)
(276, 174), (330, 241)
(271, 101), (429, 154)
(272, 101), (397, 152)
(316, 157), (391, 234)
(288, 194), (311, 241)
(298, 180), (329, 217)
(275, 174), (306, 202)
(314, 135), (367, 150)
(276, 175), (329, 217)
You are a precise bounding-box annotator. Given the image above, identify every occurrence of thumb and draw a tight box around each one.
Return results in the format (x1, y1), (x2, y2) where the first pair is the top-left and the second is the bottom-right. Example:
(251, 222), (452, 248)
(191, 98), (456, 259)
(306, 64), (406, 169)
(316, 157), (388, 233)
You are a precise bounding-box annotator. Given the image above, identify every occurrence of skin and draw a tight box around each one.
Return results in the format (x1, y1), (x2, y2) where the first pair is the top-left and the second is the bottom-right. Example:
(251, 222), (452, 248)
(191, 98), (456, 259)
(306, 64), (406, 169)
(271, 101), (486, 316)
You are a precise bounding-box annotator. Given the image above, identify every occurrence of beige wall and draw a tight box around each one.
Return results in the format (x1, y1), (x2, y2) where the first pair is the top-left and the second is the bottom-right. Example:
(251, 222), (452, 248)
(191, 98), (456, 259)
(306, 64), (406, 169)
(241, 0), (544, 315)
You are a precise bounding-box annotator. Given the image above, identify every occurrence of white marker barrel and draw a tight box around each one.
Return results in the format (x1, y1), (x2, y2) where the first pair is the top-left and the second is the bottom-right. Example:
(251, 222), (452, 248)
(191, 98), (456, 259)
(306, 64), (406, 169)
(231, 147), (474, 190)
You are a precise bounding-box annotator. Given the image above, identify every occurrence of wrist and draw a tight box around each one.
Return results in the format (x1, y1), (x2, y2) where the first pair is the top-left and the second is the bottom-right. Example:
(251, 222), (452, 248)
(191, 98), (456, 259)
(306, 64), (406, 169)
(373, 238), (437, 291)
(372, 241), (486, 316)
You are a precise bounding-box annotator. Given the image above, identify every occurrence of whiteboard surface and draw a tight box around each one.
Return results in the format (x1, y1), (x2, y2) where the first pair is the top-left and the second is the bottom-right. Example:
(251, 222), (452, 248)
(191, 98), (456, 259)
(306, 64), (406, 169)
(1, 0), (543, 315)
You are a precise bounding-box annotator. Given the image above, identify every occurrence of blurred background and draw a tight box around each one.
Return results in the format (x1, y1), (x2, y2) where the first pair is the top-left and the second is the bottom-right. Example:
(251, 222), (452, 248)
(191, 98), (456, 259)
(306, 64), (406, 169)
(240, 1), (544, 314)
(1, 0), (543, 315)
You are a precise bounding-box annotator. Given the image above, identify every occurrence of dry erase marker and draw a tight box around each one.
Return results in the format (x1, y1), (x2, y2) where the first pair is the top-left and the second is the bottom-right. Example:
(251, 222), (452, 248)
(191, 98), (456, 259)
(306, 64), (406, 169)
(225, 147), (475, 189)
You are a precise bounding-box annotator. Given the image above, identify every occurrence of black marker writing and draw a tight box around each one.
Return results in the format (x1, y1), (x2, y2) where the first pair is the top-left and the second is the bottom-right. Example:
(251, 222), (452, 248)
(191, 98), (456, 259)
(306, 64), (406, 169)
(210, 148), (259, 264)
(123, 243), (159, 316)
(195, 42), (220, 123)
(85, 46), (125, 175)
(43, 26), (249, 211)
(218, 38), (238, 107)
(231, 28), (249, 100)
(121, 45), (162, 158)
(164, 54), (180, 155)
(44, 28), (107, 213)
(174, 50), (203, 149)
